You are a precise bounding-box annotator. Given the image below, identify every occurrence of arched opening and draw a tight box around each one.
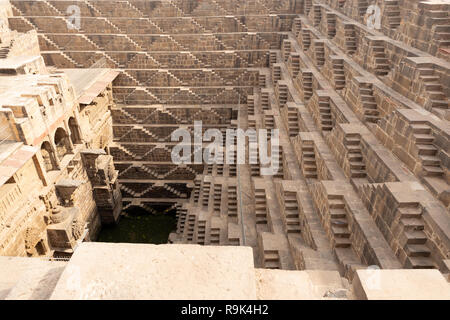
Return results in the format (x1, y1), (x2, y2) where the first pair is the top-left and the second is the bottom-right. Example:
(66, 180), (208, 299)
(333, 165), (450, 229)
(40, 141), (57, 171)
(68, 117), (82, 144)
(54, 127), (70, 160)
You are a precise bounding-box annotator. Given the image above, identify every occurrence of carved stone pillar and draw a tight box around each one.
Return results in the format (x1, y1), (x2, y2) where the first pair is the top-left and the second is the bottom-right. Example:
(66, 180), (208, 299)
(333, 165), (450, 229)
(81, 149), (122, 224)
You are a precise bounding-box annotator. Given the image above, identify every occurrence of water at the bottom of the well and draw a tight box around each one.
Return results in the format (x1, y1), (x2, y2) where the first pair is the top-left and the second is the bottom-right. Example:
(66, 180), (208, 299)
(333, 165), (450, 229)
(97, 207), (177, 244)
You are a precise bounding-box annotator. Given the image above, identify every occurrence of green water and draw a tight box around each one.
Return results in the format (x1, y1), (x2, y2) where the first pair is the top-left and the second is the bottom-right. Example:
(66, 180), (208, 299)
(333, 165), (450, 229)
(97, 208), (177, 244)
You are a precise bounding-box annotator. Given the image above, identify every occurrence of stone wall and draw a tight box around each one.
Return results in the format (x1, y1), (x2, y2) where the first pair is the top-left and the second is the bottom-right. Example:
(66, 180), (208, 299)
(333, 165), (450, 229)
(2, 0), (449, 283)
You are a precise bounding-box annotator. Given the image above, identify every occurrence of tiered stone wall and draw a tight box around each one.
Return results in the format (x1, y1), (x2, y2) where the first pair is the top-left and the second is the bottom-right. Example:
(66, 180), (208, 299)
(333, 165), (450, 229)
(8, 0), (303, 211)
(7, 0), (449, 281)
(0, 1), (122, 257)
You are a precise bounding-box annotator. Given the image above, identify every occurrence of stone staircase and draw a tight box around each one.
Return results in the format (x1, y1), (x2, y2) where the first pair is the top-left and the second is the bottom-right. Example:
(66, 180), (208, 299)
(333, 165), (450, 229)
(328, 196), (352, 250)
(283, 191), (301, 234)
(0, 44), (11, 59)
(312, 5), (321, 27)
(417, 66), (449, 112)
(264, 113), (275, 129)
(227, 185), (238, 218)
(254, 188), (268, 225)
(396, 204), (436, 269)
(318, 94), (333, 132)
(301, 28), (311, 50)
(368, 39), (390, 76)
(300, 69), (313, 101)
(344, 134), (367, 179)
(213, 184), (222, 212)
(263, 249), (281, 269)
(412, 124), (444, 178)
(289, 52), (300, 77)
(209, 227), (220, 245)
(434, 25), (450, 51)
(249, 135), (260, 176)
(261, 90), (271, 110)
(301, 140), (318, 179)
(293, 17), (302, 37)
(384, 0), (401, 30)
(357, 0), (369, 19)
(193, 179), (201, 203)
(186, 214), (195, 242)
(175, 205), (188, 234)
(197, 219), (206, 244)
(330, 55), (346, 90)
(343, 23), (357, 55)
(359, 83), (380, 123)
(201, 180), (211, 208)
(304, 0), (312, 15)
(325, 11), (337, 39)
(286, 105), (300, 137)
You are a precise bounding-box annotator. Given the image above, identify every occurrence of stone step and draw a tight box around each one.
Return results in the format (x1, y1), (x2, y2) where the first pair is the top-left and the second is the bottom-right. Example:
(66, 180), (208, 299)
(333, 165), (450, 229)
(331, 218), (348, 228)
(411, 124), (432, 134)
(427, 91), (446, 99)
(435, 25), (450, 32)
(423, 165), (444, 176)
(430, 100), (448, 108)
(417, 144), (438, 155)
(332, 226), (350, 238)
(420, 75), (440, 82)
(436, 32), (450, 40)
(414, 134), (435, 144)
(400, 218), (425, 231)
(349, 161), (365, 170)
(419, 155), (441, 166)
(424, 83), (443, 91)
(398, 206), (422, 218)
(330, 208), (347, 219)
(329, 199), (345, 209)
(364, 114), (380, 123)
(364, 108), (380, 116)
(334, 237), (352, 248)
(264, 252), (279, 262)
(405, 244), (431, 257)
(404, 230), (428, 245)
(351, 169), (367, 178)
(348, 154), (363, 162)
(347, 145), (362, 153)
(419, 68), (435, 76)
(344, 137), (360, 145)
(405, 257), (436, 269)
(425, 10), (448, 18)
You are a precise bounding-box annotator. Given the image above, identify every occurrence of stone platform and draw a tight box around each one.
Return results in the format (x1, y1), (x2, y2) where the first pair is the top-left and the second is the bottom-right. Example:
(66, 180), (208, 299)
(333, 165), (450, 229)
(1, 242), (449, 300)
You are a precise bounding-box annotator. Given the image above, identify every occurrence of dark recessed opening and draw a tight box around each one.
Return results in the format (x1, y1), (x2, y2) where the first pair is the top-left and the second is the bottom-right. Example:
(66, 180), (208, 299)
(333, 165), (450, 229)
(97, 206), (177, 244)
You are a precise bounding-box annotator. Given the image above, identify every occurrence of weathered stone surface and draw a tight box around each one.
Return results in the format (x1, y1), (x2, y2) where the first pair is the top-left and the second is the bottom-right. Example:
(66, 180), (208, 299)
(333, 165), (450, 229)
(51, 243), (257, 300)
(353, 269), (450, 300)
(0, 0), (449, 299)
(255, 269), (346, 299)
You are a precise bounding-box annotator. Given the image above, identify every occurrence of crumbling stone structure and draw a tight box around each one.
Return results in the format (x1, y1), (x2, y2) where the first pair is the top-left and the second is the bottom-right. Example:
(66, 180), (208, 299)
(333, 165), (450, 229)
(0, 0), (122, 258)
(0, 0), (449, 286)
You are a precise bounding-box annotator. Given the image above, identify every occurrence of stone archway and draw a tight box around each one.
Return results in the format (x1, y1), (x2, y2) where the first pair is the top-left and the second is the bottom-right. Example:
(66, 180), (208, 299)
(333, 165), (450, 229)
(54, 127), (70, 160)
(68, 117), (82, 144)
(40, 141), (57, 171)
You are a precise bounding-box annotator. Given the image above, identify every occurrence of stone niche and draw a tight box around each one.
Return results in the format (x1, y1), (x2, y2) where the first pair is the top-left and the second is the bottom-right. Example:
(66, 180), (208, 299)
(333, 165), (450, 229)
(55, 179), (82, 207)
